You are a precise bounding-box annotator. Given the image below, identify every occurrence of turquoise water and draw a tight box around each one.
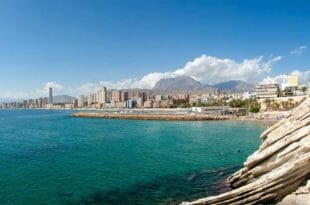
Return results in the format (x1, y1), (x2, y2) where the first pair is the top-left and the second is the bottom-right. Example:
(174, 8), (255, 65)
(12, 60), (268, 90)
(0, 109), (265, 205)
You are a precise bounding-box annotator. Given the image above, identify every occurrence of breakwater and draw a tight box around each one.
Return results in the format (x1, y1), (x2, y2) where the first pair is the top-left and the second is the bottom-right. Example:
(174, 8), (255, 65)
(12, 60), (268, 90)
(71, 112), (233, 121)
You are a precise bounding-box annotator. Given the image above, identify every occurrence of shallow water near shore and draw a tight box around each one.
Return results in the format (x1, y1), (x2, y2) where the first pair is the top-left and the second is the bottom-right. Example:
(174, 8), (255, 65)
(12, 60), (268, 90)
(0, 109), (265, 205)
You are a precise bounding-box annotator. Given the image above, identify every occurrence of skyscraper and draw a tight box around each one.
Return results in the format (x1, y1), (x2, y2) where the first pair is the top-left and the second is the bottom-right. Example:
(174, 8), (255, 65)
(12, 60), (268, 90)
(95, 87), (107, 104)
(78, 95), (85, 107)
(49, 87), (53, 104)
(111, 90), (121, 102)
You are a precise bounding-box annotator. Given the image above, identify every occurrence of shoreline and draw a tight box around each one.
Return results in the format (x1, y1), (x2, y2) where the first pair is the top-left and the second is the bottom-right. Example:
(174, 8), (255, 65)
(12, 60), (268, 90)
(233, 117), (278, 126)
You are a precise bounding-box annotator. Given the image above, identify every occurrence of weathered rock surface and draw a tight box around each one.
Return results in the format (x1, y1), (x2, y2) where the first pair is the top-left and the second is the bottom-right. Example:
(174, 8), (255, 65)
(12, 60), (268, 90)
(278, 180), (310, 205)
(182, 97), (310, 205)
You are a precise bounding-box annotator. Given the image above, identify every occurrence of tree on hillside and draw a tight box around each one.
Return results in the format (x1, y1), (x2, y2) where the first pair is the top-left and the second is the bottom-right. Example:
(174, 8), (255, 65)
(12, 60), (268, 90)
(229, 99), (246, 108)
(249, 100), (261, 113)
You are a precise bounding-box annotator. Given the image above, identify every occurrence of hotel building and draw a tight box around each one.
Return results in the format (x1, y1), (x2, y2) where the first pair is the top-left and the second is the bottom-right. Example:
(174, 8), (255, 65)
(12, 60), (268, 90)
(255, 84), (280, 99)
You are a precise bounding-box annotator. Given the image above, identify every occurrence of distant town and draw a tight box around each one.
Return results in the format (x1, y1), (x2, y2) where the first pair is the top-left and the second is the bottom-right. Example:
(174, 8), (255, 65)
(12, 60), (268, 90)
(1, 74), (309, 117)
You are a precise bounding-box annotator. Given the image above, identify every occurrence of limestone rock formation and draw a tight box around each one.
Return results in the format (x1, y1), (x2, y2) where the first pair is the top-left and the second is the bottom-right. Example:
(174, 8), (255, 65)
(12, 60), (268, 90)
(182, 97), (310, 205)
(278, 180), (310, 205)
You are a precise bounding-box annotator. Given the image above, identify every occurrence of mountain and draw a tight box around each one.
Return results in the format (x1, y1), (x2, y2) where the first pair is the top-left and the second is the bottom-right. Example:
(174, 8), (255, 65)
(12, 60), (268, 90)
(213, 80), (255, 92)
(152, 77), (254, 94)
(53, 95), (75, 104)
(153, 76), (204, 91)
(152, 76), (219, 95)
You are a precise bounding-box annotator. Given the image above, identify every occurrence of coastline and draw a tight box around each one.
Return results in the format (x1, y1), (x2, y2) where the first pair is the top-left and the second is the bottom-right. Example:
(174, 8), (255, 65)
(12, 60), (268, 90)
(233, 117), (278, 126)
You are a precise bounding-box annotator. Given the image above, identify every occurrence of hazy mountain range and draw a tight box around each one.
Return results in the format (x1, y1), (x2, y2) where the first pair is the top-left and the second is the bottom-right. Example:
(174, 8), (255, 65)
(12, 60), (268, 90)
(152, 76), (255, 93)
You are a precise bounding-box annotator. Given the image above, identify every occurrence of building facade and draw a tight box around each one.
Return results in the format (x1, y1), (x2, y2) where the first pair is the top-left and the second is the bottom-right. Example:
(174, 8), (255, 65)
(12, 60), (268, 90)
(78, 95), (85, 107)
(255, 84), (280, 99)
(95, 87), (107, 104)
(49, 87), (53, 104)
(111, 90), (121, 102)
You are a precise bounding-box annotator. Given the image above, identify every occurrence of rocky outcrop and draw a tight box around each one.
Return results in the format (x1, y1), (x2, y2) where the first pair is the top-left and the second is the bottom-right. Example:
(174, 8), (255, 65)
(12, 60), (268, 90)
(182, 97), (310, 205)
(278, 180), (310, 205)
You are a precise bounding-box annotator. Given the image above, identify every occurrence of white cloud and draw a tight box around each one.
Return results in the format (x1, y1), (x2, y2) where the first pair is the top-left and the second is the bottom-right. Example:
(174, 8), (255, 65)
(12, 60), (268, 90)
(260, 76), (277, 85)
(174, 55), (281, 84)
(1, 82), (64, 100)
(260, 70), (310, 87)
(36, 82), (63, 95)
(1, 54), (284, 99)
(99, 72), (176, 90)
(76, 83), (98, 95)
(290, 70), (310, 85)
(95, 54), (282, 89)
(291, 45), (307, 56)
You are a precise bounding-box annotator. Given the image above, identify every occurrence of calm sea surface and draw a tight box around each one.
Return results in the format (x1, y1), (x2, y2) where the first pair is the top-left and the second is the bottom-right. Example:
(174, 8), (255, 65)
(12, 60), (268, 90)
(0, 109), (265, 205)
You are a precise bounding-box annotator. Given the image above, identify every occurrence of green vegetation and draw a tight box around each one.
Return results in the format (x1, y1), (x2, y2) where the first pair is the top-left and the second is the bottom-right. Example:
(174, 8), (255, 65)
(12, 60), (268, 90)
(264, 98), (303, 111)
(173, 97), (304, 112)
(191, 99), (261, 113)
(229, 99), (246, 108)
(227, 99), (261, 113)
(176, 102), (191, 108)
(248, 100), (261, 113)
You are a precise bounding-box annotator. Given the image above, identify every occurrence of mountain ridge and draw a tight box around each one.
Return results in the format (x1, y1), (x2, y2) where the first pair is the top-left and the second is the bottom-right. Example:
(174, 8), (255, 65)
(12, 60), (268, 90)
(152, 76), (254, 93)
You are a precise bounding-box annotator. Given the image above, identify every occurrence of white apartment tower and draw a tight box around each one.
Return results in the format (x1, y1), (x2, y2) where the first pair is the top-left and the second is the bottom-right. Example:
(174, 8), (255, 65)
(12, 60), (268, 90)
(95, 87), (107, 104)
(78, 95), (85, 107)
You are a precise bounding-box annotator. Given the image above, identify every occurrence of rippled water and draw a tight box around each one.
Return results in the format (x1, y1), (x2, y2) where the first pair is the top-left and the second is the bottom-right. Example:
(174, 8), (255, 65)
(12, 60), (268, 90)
(0, 109), (265, 205)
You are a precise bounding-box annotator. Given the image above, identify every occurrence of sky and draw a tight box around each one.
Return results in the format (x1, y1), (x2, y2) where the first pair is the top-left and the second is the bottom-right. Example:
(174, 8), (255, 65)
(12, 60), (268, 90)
(0, 0), (309, 99)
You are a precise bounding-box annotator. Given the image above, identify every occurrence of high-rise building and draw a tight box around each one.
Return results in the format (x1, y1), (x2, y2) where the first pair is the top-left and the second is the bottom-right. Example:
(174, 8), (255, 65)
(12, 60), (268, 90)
(23, 100), (27, 108)
(78, 95), (85, 107)
(38, 98), (43, 108)
(42, 97), (49, 107)
(111, 90), (121, 102)
(49, 87), (53, 104)
(95, 87), (107, 104)
(288, 75), (298, 87)
(88, 94), (94, 106)
(121, 91), (129, 102)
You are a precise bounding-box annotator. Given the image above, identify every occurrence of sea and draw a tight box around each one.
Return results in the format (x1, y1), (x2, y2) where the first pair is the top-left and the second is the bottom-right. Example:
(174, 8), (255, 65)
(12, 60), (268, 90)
(0, 109), (265, 205)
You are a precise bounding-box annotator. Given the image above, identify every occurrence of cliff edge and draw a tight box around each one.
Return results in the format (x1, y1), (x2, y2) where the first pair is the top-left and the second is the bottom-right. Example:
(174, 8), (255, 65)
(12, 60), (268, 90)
(182, 97), (310, 205)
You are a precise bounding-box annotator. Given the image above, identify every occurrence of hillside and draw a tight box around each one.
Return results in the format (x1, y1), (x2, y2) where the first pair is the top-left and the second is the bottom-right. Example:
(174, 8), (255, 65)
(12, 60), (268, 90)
(213, 80), (255, 92)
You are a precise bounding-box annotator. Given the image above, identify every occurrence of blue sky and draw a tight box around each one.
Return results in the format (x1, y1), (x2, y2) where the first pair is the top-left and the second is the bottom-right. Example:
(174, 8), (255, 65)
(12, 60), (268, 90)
(0, 0), (309, 98)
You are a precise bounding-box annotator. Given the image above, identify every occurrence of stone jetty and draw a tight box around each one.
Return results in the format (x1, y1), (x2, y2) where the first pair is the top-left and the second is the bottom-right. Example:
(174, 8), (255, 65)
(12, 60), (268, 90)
(71, 112), (233, 121)
(182, 97), (310, 205)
